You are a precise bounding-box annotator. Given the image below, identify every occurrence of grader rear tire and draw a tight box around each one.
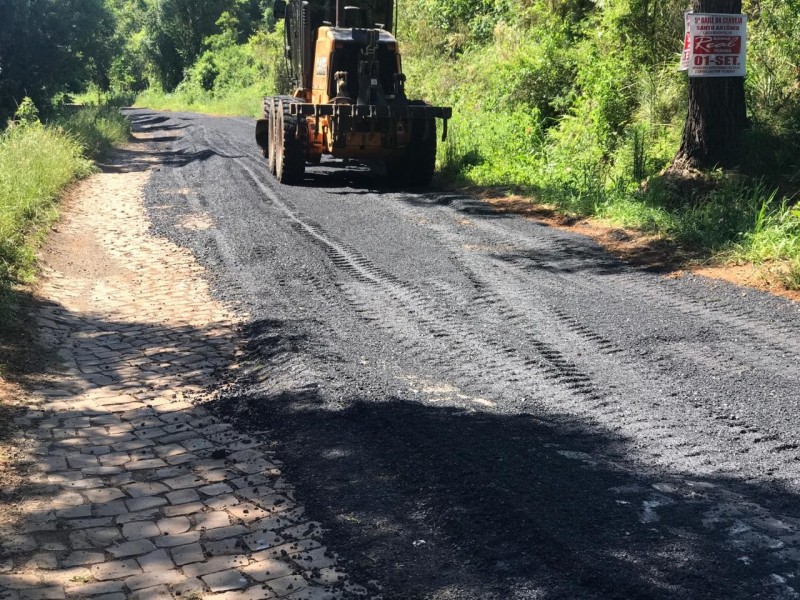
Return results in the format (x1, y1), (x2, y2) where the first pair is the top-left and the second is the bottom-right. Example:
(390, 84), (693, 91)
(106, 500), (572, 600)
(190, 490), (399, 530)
(409, 118), (437, 187)
(275, 99), (306, 185)
(256, 98), (271, 159)
(267, 99), (278, 175)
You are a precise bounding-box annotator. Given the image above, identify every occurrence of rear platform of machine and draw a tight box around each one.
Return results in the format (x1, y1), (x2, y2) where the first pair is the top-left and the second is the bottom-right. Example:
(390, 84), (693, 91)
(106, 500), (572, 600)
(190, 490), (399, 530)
(256, 0), (452, 185)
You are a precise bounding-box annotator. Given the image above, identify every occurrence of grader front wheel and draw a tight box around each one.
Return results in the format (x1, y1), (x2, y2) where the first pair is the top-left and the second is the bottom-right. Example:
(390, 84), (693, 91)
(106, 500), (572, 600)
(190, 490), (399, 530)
(266, 99), (278, 175)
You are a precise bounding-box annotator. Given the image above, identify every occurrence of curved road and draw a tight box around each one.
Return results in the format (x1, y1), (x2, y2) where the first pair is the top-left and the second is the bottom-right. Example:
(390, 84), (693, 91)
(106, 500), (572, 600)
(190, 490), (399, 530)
(127, 109), (800, 600)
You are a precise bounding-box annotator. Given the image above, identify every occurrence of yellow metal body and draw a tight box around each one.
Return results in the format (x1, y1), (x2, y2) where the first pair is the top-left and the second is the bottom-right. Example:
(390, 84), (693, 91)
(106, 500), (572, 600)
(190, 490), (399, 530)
(293, 27), (408, 162)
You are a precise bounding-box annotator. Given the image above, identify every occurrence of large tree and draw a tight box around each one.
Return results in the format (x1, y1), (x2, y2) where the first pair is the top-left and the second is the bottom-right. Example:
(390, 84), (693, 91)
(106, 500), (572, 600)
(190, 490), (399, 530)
(672, 0), (747, 170)
(0, 0), (116, 119)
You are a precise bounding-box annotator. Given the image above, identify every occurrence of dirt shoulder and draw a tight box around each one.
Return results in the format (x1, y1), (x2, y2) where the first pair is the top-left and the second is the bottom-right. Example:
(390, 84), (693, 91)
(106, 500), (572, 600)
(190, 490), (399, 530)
(0, 379), (25, 497)
(0, 256), (68, 530)
(476, 190), (800, 303)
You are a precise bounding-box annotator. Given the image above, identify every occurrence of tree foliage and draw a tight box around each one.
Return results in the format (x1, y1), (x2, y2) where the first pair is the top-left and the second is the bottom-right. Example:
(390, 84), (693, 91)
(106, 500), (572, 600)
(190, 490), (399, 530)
(0, 0), (116, 119)
(101, 0), (268, 93)
(0, 0), (270, 117)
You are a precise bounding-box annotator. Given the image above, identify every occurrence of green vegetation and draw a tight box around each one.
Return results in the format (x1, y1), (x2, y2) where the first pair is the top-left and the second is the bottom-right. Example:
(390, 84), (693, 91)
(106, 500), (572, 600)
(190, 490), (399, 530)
(400, 0), (800, 285)
(0, 0), (133, 301)
(0, 101), (130, 293)
(0, 0), (117, 122)
(135, 86), (263, 118)
(131, 13), (288, 118)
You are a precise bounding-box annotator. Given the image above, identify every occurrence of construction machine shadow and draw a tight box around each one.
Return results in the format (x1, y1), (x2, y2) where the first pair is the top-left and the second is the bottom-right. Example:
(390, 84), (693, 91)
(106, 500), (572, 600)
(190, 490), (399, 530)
(256, 0), (451, 187)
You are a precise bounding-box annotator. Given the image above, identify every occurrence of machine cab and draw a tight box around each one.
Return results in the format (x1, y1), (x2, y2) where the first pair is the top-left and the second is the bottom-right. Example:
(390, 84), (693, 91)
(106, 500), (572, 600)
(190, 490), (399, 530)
(278, 0), (399, 103)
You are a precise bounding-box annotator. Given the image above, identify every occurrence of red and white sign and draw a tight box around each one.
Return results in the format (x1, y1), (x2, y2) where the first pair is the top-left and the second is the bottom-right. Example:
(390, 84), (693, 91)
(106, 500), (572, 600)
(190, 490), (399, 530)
(680, 11), (692, 71)
(685, 13), (747, 78)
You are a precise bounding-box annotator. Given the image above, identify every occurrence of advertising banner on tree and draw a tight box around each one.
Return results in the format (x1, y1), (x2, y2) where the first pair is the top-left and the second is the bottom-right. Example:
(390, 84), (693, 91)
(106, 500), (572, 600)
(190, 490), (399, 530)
(680, 11), (692, 71)
(686, 13), (747, 78)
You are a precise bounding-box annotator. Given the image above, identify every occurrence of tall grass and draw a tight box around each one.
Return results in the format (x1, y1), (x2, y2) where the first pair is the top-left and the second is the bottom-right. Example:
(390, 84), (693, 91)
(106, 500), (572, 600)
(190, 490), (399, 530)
(0, 104), (129, 290)
(135, 85), (265, 118)
(727, 190), (800, 287)
(0, 125), (89, 284)
(59, 105), (132, 159)
(407, 24), (800, 289)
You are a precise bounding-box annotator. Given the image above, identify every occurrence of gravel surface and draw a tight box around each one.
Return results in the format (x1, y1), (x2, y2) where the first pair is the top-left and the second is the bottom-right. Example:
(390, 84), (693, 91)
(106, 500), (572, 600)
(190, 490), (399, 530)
(129, 108), (800, 600)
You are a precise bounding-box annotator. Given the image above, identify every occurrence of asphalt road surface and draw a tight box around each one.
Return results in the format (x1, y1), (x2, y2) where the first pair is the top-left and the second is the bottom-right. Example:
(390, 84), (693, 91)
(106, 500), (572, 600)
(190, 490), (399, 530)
(126, 108), (800, 600)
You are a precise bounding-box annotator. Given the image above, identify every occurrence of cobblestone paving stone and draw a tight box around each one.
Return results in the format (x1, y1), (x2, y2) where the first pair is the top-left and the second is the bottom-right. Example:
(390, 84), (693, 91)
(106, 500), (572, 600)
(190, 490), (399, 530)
(0, 136), (375, 600)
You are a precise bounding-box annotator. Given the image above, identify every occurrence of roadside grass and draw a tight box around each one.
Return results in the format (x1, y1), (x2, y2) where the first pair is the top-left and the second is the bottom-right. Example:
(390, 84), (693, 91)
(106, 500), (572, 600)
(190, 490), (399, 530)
(726, 191), (800, 287)
(412, 13), (800, 293)
(608, 180), (800, 288)
(490, 174), (800, 290)
(440, 116), (800, 290)
(135, 86), (263, 118)
(0, 103), (130, 309)
(71, 88), (137, 109)
(59, 105), (132, 159)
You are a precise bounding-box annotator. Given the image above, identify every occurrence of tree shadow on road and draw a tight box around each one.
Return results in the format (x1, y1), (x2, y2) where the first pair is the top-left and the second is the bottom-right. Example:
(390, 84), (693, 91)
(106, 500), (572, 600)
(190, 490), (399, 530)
(0, 288), (263, 597)
(0, 288), (237, 412)
(3, 280), (799, 599)
(0, 288), (363, 599)
(489, 246), (626, 277)
(208, 317), (800, 600)
(97, 145), (247, 173)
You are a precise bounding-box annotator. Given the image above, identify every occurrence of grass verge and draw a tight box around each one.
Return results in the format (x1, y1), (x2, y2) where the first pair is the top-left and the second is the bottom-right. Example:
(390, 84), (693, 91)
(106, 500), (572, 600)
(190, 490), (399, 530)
(445, 158), (800, 292)
(0, 104), (130, 304)
(135, 86), (263, 118)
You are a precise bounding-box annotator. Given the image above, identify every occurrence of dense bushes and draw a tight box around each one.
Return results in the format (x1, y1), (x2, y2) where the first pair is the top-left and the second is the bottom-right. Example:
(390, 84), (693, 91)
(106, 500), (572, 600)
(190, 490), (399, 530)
(135, 15), (287, 117)
(398, 0), (800, 285)
(0, 0), (117, 122)
(104, 0), (269, 95)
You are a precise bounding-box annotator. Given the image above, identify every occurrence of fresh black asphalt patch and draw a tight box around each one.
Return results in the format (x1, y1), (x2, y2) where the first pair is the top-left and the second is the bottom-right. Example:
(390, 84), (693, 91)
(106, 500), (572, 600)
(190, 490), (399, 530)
(128, 108), (800, 600)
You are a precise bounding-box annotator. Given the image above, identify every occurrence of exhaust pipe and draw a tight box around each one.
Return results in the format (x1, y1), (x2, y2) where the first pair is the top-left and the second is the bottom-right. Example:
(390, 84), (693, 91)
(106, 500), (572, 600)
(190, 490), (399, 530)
(336, 0), (344, 27)
(301, 1), (312, 89)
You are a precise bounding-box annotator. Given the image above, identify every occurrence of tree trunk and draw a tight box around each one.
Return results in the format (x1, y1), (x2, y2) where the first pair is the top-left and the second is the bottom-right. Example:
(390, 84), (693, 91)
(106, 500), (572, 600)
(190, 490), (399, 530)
(672, 0), (747, 171)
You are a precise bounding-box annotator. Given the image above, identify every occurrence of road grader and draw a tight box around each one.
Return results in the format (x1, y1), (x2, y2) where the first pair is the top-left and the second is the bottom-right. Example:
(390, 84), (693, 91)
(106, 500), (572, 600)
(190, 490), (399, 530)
(256, 0), (452, 186)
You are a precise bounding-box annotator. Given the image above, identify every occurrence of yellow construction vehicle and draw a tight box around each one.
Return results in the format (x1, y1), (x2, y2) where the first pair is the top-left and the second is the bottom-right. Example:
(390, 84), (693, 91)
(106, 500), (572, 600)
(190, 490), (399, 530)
(256, 0), (451, 186)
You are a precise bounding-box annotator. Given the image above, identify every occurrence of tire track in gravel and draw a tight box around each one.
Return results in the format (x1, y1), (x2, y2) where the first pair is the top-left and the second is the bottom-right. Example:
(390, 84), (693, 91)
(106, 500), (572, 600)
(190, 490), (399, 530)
(133, 110), (800, 599)
(228, 148), (800, 500)
(378, 194), (800, 478)
(141, 119), (358, 422)
(193, 118), (800, 484)
(180, 116), (800, 459)
(431, 247), (760, 470)
(230, 155), (602, 414)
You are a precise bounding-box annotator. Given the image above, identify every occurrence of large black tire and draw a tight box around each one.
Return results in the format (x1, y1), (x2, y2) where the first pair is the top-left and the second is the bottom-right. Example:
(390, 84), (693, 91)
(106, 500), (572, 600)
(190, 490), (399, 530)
(387, 106), (437, 188)
(256, 98), (270, 159)
(267, 99), (278, 175)
(275, 97), (306, 185)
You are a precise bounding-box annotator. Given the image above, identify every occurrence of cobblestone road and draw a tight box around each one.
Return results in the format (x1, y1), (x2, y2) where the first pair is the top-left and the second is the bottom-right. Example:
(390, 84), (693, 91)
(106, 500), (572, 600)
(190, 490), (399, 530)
(0, 136), (370, 600)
